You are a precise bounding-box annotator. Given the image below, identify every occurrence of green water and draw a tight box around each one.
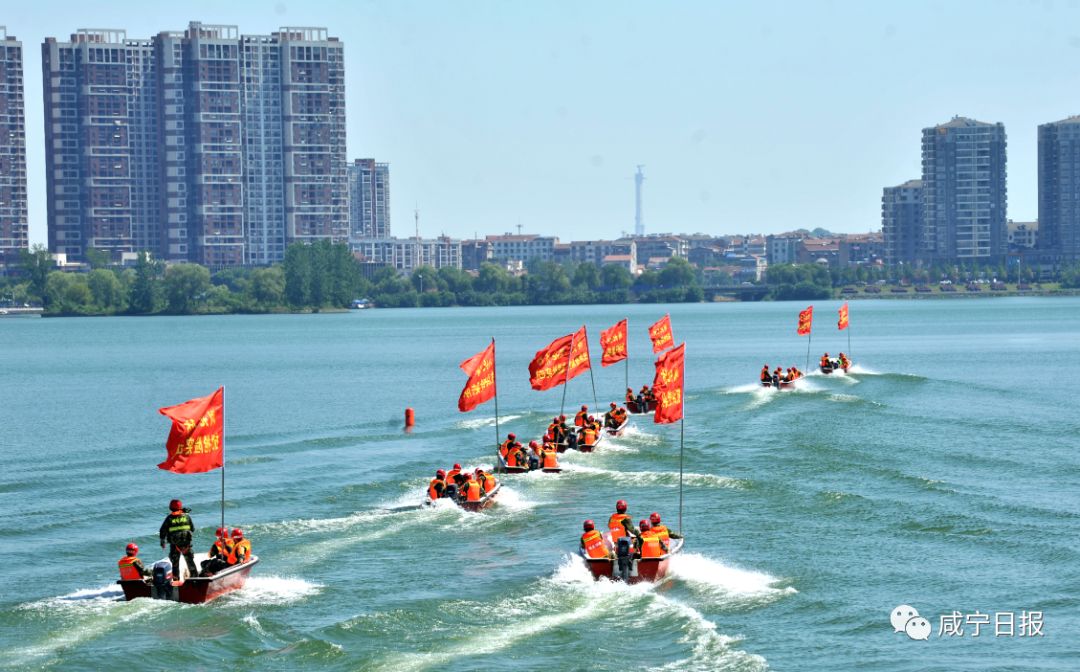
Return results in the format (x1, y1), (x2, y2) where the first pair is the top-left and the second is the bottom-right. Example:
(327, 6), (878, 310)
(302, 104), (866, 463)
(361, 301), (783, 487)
(1, 298), (1078, 670)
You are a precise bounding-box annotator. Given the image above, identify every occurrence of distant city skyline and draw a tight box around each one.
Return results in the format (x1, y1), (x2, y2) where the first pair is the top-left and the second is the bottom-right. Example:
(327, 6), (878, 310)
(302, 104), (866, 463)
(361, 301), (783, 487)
(8, 0), (1080, 247)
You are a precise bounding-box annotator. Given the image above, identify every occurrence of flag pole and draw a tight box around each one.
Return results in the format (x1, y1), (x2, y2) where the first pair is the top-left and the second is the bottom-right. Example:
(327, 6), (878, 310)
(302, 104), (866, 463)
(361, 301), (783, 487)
(847, 310), (853, 362)
(492, 338), (500, 458)
(805, 327), (812, 373)
(559, 329), (576, 418)
(585, 326), (598, 408)
(678, 416), (684, 536)
(221, 387), (226, 533)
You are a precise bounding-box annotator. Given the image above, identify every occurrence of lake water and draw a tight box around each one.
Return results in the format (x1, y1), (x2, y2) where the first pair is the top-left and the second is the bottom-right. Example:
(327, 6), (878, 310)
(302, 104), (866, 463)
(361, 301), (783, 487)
(1, 298), (1078, 671)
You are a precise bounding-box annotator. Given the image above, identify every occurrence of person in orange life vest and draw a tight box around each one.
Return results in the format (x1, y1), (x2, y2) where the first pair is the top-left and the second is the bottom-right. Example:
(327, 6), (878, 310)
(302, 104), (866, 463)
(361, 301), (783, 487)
(603, 402), (619, 429)
(499, 434), (521, 461)
(625, 387), (636, 404)
(580, 422), (598, 447)
(461, 473), (482, 502)
(200, 527), (235, 576)
(820, 352), (831, 368)
(648, 512), (682, 544)
(580, 520), (613, 559)
(839, 352), (850, 369)
(772, 367), (783, 387)
(159, 499), (198, 579)
(428, 469), (447, 500)
(640, 385), (654, 403)
(231, 528), (252, 564)
(476, 468), (497, 495)
(613, 405), (628, 425)
(760, 364), (771, 385)
(540, 443), (559, 469)
(574, 405), (589, 428)
(118, 543), (150, 580)
(636, 520), (668, 558)
(446, 463), (462, 483)
(607, 499), (637, 545)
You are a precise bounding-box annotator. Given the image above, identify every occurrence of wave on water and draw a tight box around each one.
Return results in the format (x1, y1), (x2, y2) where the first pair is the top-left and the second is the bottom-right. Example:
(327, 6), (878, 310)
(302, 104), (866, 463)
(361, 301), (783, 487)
(455, 413), (523, 430)
(669, 552), (797, 608)
(560, 463), (749, 489)
(220, 575), (322, 607)
(370, 556), (769, 672)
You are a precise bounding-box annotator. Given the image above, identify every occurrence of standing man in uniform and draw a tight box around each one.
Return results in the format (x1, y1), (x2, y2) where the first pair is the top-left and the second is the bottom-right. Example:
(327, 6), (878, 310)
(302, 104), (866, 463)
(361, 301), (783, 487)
(159, 499), (198, 580)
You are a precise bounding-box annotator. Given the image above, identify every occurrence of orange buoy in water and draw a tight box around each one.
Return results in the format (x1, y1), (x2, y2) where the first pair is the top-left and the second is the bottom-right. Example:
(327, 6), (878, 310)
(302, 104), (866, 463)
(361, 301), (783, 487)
(405, 407), (415, 428)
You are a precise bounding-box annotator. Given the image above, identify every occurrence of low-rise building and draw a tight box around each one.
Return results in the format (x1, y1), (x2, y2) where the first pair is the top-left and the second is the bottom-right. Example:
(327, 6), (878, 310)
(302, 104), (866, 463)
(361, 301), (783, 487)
(1007, 220), (1038, 249)
(350, 236), (462, 272)
(486, 234), (558, 265)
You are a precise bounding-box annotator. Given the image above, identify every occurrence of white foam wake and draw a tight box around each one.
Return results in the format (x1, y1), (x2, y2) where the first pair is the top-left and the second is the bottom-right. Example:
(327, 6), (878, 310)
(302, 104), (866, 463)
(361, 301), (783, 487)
(561, 463), (747, 489)
(456, 413), (523, 429)
(221, 575), (321, 606)
(669, 552), (796, 607)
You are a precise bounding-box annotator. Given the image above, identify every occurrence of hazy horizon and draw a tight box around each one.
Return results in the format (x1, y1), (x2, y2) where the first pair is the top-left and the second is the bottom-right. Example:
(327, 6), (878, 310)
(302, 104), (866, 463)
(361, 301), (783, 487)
(9, 0), (1080, 247)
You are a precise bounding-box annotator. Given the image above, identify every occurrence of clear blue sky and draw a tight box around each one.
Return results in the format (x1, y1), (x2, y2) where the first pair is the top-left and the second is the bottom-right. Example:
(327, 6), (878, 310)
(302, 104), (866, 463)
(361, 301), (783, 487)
(10, 0), (1080, 245)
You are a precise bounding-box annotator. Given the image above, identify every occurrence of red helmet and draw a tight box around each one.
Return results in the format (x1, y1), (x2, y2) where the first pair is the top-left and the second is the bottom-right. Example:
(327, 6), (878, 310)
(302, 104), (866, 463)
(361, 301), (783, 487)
(475, 467), (483, 474)
(559, 415), (566, 421)
(610, 402), (617, 408)
(639, 519), (651, 531)
(464, 473), (473, 480)
(436, 469), (446, 478)
(583, 519), (595, 531)
(508, 433), (516, 440)
(169, 499), (183, 511)
(581, 405), (588, 411)
(650, 512), (661, 525)
(126, 542), (138, 555)
(216, 526), (227, 538)
(453, 463), (461, 470)
(231, 528), (244, 540)
(529, 440), (539, 448)
(616, 499), (627, 513)
(553, 417), (560, 423)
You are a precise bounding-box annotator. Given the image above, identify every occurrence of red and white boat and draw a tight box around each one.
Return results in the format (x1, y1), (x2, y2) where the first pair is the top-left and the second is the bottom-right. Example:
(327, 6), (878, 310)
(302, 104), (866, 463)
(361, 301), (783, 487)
(605, 418), (630, 437)
(626, 399), (656, 415)
(118, 554), (259, 604)
(580, 537), (683, 584)
(576, 428), (604, 453)
(426, 484), (502, 512)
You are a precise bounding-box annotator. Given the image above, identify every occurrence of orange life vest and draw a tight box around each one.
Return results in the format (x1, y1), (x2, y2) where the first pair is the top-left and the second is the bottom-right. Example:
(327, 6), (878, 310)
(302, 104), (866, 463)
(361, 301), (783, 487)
(613, 409), (627, 423)
(608, 512), (631, 541)
(446, 468), (461, 484)
(464, 481), (481, 501)
(821, 356), (830, 367)
(499, 440), (518, 459)
(211, 538), (235, 560)
(760, 368), (770, 382)
(118, 556), (142, 580)
(541, 449), (558, 469)
(232, 538), (252, 563)
(574, 411), (588, 427)
(581, 530), (608, 559)
(428, 477), (445, 500)
(480, 473), (497, 493)
(640, 531), (664, 558)
(626, 390), (635, 403)
(651, 524), (670, 543)
(582, 428), (597, 445)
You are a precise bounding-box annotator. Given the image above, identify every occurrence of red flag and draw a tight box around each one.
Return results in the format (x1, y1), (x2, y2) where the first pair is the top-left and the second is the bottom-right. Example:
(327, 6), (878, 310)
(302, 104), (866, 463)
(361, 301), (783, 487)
(838, 303), (849, 331)
(528, 327), (591, 391)
(158, 387), (224, 474)
(649, 314), (674, 353)
(600, 319), (628, 367)
(458, 340), (497, 412)
(797, 306), (813, 336)
(652, 343), (685, 424)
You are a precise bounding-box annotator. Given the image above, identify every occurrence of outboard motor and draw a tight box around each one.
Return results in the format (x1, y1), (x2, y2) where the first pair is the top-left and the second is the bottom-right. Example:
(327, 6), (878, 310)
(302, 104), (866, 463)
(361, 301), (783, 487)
(528, 454), (540, 471)
(615, 537), (633, 582)
(151, 559), (175, 600)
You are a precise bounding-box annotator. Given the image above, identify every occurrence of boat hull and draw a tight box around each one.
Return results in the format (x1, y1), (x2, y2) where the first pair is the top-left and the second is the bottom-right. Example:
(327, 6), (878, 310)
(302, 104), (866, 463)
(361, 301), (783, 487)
(605, 419), (630, 436)
(582, 539), (683, 584)
(626, 400), (656, 415)
(118, 556), (259, 604)
(495, 464), (561, 474)
(458, 484), (500, 512)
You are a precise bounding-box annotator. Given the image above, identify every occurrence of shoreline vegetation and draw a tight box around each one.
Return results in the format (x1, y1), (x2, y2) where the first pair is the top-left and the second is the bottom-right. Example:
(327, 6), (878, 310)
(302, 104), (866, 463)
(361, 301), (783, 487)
(6, 242), (1080, 317)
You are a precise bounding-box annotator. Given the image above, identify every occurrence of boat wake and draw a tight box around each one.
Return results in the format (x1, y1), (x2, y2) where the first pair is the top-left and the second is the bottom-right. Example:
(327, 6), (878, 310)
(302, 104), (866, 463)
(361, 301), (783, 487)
(668, 553), (797, 608)
(455, 413), (523, 430)
(367, 555), (770, 672)
(559, 463), (749, 489)
(220, 575), (321, 606)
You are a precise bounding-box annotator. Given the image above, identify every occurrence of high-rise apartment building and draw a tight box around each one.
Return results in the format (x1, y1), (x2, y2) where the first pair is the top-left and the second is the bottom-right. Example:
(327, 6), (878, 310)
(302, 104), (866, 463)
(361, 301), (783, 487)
(920, 117), (1007, 263)
(348, 158), (390, 239)
(0, 27), (26, 264)
(43, 22), (346, 266)
(1037, 116), (1080, 262)
(882, 179), (923, 266)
